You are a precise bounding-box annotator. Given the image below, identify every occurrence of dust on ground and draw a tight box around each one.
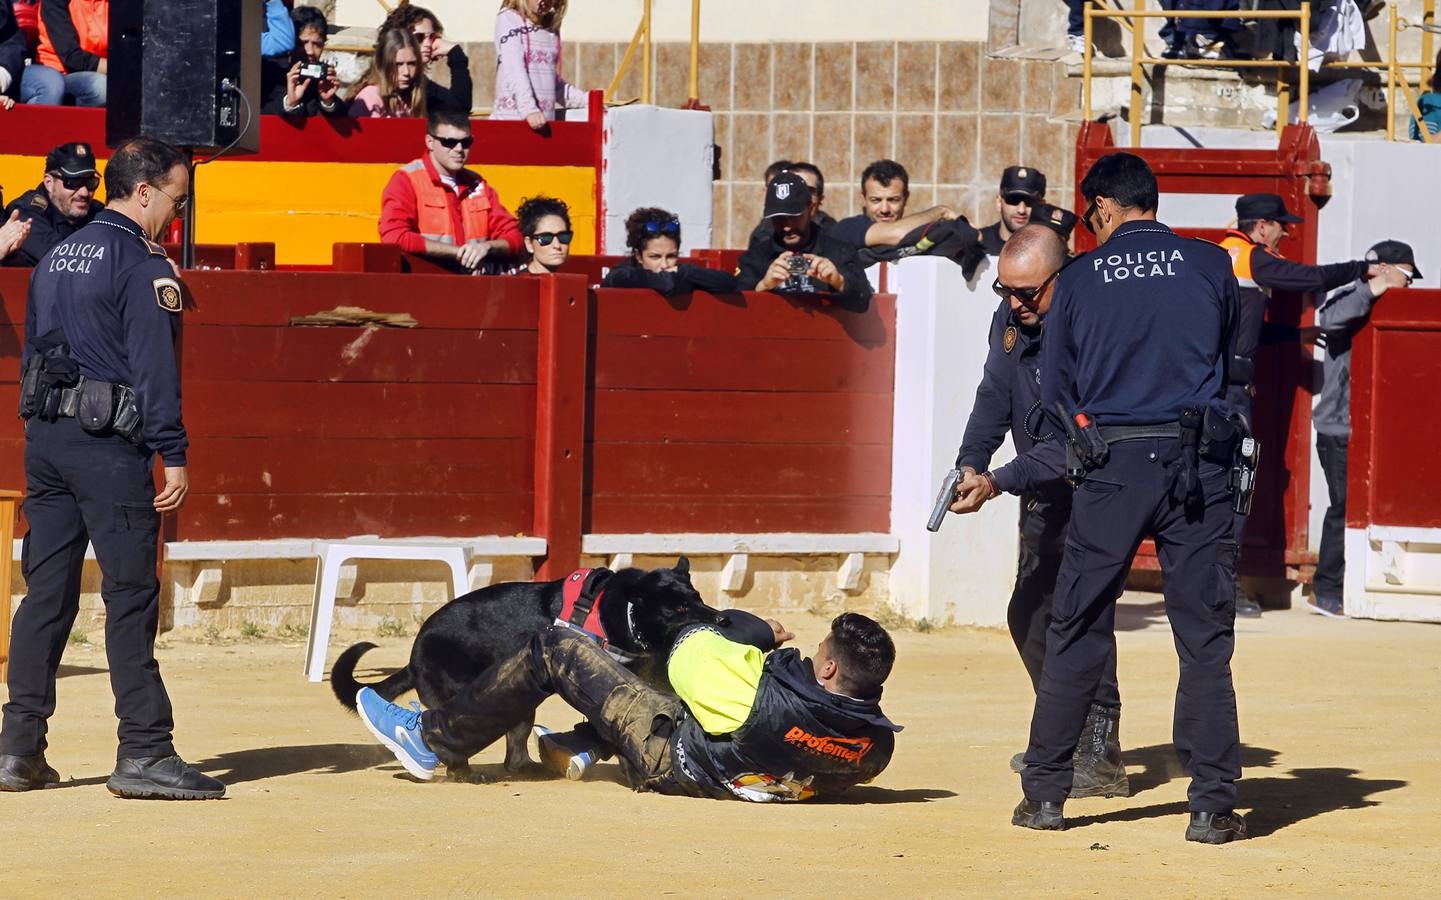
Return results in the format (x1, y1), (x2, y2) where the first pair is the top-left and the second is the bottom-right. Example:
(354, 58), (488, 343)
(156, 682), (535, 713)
(4, 596), (1438, 896)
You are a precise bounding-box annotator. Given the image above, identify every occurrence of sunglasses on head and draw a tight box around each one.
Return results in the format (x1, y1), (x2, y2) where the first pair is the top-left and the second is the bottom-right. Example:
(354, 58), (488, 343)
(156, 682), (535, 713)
(431, 135), (474, 149)
(529, 230), (573, 246)
(993, 269), (1060, 305)
(643, 219), (680, 235)
(1003, 192), (1036, 207)
(53, 171), (100, 192)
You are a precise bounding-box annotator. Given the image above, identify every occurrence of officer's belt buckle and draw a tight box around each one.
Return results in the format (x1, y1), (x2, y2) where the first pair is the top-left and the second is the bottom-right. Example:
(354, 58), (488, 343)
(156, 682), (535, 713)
(1098, 423), (1182, 444)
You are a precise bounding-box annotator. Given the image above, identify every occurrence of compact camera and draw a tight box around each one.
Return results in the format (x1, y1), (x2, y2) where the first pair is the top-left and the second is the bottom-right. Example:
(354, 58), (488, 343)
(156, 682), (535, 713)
(782, 253), (814, 293)
(299, 61), (327, 81)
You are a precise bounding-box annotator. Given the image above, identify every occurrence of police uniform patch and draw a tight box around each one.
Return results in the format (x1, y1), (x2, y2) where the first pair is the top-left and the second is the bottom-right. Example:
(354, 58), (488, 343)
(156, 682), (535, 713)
(1004, 325), (1018, 354)
(153, 277), (183, 312)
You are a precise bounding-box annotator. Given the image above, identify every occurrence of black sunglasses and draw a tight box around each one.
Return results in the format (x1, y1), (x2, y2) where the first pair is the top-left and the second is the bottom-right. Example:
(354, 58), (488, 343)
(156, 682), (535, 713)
(993, 269), (1060, 305)
(644, 219), (680, 235)
(1080, 198), (1098, 235)
(1002, 192), (1037, 207)
(431, 135), (474, 149)
(53, 171), (100, 192)
(529, 230), (573, 246)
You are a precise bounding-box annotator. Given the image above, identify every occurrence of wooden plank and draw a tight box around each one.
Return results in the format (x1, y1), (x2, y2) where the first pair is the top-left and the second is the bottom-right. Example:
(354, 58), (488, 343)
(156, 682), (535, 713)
(181, 383), (536, 439)
(592, 290), (895, 344)
(189, 438), (532, 494)
(532, 274), (590, 579)
(180, 328), (538, 384)
(591, 389), (894, 445)
(589, 443), (892, 496)
(174, 492), (535, 541)
(593, 334), (896, 393)
(587, 495), (891, 534)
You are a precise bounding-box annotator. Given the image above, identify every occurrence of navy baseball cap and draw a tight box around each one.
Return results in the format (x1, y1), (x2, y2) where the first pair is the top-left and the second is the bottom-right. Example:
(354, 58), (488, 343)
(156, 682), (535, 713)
(763, 172), (812, 218)
(1033, 203), (1078, 241)
(1366, 240), (1422, 280)
(999, 166), (1046, 201)
(1235, 193), (1302, 224)
(45, 142), (98, 176)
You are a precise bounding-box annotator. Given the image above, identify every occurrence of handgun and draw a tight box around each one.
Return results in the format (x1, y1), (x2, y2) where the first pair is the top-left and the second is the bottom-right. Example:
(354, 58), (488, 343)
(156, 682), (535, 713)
(927, 468), (962, 532)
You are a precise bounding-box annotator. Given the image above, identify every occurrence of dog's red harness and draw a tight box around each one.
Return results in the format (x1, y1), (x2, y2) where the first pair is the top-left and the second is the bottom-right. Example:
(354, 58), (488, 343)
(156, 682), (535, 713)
(555, 568), (638, 661)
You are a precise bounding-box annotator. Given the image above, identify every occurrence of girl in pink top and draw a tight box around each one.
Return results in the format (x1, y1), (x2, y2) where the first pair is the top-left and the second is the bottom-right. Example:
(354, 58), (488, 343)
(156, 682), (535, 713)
(350, 28), (429, 118)
(492, 0), (586, 130)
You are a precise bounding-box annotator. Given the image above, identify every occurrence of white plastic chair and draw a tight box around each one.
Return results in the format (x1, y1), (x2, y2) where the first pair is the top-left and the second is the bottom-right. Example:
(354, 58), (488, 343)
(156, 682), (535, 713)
(304, 541), (470, 682)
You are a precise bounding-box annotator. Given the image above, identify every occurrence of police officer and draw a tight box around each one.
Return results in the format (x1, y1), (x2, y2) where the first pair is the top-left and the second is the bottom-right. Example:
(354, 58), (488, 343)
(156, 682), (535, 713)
(1218, 193), (1378, 616)
(0, 137), (225, 800)
(947, 224), (1129, 799)
(979, 166), (1046, 256)
(1, 142), (104, 268)
(962, 153), (1247, 843)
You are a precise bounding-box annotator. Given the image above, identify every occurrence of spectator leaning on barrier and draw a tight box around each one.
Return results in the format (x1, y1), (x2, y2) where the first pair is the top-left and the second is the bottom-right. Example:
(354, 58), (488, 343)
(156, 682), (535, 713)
(736, 172), (872, 311)
(832, 159), (960, 251)
(260, 0), (294, 58)
(980, 166), (1046, 255)
(379, 107), (522, 272)
(601, 207), (738, 295)
(352, 26), (466, 117)
(1308, 241), (1420, 617)
(25, 0), (106, 107)
(493, 0), (585, 130)
(514, 195), (572, 274)
(0, 0), (25, 109)
(382, 2), (473, 114)
(261, 5), (343, 117)
(2, 141), (102, 268)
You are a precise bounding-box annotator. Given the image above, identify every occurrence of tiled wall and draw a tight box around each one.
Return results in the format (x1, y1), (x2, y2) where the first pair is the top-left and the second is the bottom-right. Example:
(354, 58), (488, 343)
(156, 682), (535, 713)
(459, 39), (1082, 250)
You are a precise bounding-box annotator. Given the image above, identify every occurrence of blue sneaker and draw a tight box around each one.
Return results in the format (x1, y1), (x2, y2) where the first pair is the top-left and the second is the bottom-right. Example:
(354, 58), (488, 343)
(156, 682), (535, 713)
(356, 688), (437, 781)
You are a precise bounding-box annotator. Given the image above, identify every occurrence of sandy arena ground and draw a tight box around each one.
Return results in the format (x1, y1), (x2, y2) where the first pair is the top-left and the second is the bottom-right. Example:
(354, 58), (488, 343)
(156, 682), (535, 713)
(2, 595), (1438, 897)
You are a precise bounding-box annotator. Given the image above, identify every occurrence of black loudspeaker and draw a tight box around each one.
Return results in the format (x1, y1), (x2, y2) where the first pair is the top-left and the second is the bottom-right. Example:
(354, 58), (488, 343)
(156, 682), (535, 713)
(107, 0), (261, 152)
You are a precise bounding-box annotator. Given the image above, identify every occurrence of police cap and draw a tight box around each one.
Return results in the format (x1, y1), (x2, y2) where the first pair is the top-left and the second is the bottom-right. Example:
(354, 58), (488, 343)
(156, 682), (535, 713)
(1366, 239), (1422, 280)
(1032, 203), (1077, 241)
(45, 142), (99, 177)
(1235, 192), (1302, 224)
(999, 166), (1046, 202)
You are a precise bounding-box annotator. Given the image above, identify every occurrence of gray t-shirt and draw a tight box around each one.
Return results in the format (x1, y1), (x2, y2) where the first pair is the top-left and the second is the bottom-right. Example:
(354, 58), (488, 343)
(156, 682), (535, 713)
(1313, 279), (1377, 438)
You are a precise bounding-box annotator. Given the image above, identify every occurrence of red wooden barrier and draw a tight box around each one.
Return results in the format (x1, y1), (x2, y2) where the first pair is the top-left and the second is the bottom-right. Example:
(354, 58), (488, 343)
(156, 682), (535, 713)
(1346, 287), (1441, 529)
(584, 289), (895, 533)
(1073, 122), (1328, 585)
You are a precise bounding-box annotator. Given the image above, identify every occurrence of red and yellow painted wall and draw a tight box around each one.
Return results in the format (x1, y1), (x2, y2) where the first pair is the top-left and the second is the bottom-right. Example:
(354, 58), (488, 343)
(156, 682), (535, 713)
(0, 96), (604, 265)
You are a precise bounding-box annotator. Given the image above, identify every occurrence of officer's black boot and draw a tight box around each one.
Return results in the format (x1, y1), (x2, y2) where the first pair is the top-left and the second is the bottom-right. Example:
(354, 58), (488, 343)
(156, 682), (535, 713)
(107, 755), (226, 800)
(1069, 703), (1131, 799)
(1185, 811), (1248, 844)
(1011, 798), (1065, 830)
(0, 753), (61, 791)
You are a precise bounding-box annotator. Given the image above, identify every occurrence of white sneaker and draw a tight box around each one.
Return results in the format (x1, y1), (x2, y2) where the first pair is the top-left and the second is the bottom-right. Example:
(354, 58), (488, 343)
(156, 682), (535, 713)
(1066, 34), (1087, 55)
(530, 725), (594, 781)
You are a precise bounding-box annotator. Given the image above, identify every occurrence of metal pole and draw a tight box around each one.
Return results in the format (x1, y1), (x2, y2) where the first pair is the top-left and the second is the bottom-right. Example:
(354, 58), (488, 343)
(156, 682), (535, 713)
(1276, 71), (1290, 138)
(182, 148), (195, 270)
(688, 0), (701, 102)
(1388, 3), (1398, 140)
(641, 0), (652, 105)
(1083, 6), (1094, 120)
(1424, 0), (1436, 100)
(1130, 0), (1143, 146)
(1298, 2), (1310, 125)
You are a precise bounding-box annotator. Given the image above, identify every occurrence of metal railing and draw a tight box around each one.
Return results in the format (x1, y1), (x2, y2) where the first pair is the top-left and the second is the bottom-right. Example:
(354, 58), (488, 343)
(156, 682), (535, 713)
(1082, 1), (1436, 145)
(605, 0), (706, 108)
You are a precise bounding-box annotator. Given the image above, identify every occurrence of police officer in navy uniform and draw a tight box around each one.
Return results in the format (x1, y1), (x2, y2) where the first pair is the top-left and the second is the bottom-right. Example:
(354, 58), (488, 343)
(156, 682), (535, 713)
(958, 153), (1248, 843)
(1, 142), (104, 268)
(979, 166), (1047, 256)
(0, 137), (225, 800)
(947, 224), (1129, 799)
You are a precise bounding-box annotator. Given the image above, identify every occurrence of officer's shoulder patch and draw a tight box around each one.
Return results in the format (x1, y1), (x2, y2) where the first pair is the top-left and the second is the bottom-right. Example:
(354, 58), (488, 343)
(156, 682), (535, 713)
(29, 193), (48, 211)
(153, 277), (183, 313)
(1004, 325), (1018, 354)
(143, 238), (169, 258)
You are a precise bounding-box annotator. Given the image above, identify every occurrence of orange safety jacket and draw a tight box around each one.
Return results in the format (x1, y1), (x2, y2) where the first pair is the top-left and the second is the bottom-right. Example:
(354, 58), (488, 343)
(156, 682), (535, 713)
(1218, 230), (1269, 294)
(37, 0), (108, 73)
(401, 158), (491, 246)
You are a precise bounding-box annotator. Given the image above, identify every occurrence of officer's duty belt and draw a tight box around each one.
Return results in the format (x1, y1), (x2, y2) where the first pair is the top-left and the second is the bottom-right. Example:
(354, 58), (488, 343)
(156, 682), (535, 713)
(1098, 423), (1182, 444)
(54, 382), (84, 418)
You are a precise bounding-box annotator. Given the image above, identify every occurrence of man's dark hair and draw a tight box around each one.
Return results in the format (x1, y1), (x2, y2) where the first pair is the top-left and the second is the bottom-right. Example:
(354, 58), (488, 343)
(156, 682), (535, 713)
(789, 161), (825, 200)
(427, 107), (472, 134)
(516, 195), (571, 235)
(828, 613), (895, 699)
(860, 159), (909, 194)
(764, 159), (795, 184)
(625, 207), (681, 254)
(1237, 218), (1261, 235)
(1078, 152), (1158, 213)
(104, 137), (186, 201)
(291, 5), (328, 38)
(381, 2), (442, 34)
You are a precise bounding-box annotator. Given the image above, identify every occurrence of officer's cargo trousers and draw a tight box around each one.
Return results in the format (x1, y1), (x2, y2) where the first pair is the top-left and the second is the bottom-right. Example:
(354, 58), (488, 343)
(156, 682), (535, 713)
(1020, 439), (1240, 813)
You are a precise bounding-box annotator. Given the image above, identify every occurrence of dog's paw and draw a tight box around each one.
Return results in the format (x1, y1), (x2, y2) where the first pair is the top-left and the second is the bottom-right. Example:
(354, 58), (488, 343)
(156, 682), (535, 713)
(446, 768), (491, 785)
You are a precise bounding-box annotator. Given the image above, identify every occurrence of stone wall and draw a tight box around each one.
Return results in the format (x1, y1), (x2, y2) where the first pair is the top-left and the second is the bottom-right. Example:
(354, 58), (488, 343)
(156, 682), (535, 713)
(453, 39), (1083, 249)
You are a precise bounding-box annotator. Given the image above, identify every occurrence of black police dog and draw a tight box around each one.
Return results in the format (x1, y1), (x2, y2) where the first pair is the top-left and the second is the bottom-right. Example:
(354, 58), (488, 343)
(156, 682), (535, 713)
(330, 556), (721, 782)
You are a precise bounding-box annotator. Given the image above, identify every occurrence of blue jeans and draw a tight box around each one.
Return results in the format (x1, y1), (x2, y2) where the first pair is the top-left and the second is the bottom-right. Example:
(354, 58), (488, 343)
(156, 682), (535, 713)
(20, 65), (107, 107)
